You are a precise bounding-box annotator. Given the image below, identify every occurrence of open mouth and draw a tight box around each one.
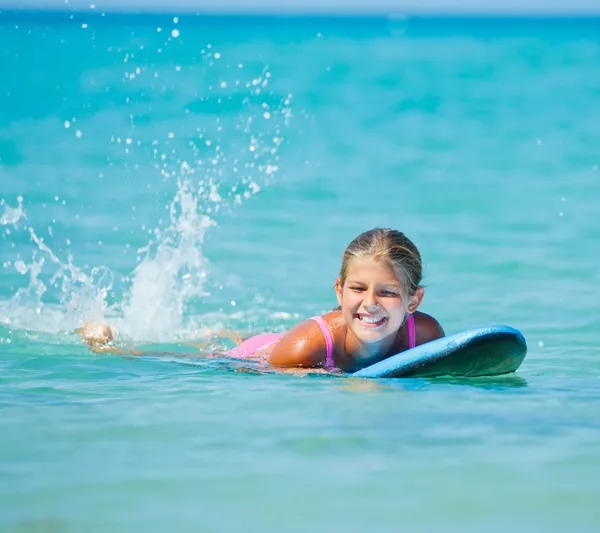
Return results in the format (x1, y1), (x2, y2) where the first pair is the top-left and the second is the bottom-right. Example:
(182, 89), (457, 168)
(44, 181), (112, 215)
(355, 314), (388, 328)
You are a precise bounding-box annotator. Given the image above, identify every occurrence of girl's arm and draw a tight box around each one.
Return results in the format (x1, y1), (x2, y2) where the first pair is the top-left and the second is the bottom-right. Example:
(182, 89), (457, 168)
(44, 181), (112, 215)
(269, 319), (329, 368)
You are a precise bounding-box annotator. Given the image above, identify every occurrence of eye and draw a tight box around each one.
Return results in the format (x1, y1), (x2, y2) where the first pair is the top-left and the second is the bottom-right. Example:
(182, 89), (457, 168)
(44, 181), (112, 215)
(380, 290), (399, 297)
(349, 286), (365, 293)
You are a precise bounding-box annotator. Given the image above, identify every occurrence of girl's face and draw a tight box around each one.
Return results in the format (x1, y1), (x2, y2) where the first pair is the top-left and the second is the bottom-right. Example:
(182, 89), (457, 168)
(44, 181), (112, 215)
(335, 257), (422, 347)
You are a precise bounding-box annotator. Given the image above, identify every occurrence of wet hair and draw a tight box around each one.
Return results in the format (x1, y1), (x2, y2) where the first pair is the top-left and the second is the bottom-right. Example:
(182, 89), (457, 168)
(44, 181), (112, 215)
(339, 228), (423, 297)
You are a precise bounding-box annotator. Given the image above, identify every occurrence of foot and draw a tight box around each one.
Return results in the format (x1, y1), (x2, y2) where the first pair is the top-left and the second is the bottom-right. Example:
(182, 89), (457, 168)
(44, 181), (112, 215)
(78, 322), (114, 346)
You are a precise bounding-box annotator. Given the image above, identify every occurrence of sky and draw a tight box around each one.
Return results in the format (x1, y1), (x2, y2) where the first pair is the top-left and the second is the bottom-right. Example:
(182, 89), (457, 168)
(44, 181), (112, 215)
(2, 0), (600, 14)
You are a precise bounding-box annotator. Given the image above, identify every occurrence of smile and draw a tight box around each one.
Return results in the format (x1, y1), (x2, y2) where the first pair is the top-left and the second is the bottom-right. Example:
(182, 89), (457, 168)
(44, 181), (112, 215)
(355, 314), (388, 328)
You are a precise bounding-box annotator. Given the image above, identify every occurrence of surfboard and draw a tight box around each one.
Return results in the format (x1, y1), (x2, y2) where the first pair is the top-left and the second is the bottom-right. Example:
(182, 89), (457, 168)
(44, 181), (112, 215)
(351, 326), (527, 379)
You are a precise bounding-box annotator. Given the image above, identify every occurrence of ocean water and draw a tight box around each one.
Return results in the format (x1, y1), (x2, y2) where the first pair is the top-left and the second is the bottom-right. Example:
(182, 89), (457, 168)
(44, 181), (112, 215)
(1, 10), (600, 532)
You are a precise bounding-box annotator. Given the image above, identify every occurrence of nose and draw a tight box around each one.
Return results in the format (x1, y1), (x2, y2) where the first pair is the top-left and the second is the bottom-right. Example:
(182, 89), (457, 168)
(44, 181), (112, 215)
(363, 289), (378, 310)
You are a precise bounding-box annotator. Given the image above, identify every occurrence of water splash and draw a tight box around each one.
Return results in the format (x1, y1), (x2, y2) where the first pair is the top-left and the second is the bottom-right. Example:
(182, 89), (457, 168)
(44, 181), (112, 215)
(120, 168), (215, 341)
(1, 217), (114, 334)
(1, 41), (294, 343)
(108, 47), (293, 341)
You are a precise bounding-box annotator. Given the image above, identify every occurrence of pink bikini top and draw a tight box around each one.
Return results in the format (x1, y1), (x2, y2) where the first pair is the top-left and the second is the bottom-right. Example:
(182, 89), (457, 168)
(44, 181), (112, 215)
(310, 313), (416, 370)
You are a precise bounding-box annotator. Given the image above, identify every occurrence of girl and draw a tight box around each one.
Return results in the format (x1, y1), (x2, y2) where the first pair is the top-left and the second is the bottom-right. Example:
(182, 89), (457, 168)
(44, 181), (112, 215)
(80, 228), (444, 372)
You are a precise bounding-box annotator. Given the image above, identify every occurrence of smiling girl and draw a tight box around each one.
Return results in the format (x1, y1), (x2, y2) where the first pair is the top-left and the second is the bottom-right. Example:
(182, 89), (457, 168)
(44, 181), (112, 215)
(80, 228), (444, 371)
(222, 228), (444, 371)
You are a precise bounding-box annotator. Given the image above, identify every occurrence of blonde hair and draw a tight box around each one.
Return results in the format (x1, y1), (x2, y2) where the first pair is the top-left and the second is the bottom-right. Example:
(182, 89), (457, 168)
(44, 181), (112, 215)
(339, 228), (422, 296)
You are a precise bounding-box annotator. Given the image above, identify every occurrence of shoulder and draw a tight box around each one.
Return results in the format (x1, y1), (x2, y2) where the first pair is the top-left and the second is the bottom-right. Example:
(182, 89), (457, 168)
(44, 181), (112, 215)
(413, 311), (444, 345)
(269, 315), (333, 368)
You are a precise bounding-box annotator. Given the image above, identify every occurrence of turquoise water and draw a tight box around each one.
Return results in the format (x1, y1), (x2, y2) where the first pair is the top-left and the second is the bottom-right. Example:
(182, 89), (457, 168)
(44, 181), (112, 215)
(1, 11), (600, 531)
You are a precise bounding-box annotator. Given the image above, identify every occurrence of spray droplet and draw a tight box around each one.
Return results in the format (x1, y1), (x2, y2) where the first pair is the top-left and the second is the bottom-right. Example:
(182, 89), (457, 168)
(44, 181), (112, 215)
(538, 341), (544, 347)
(75, 130), (83, 138)
(14, 260), (27, 274)
(90, 266), (114, 295)
(171, 29), (180, 38)
(64, 120), (71, 129)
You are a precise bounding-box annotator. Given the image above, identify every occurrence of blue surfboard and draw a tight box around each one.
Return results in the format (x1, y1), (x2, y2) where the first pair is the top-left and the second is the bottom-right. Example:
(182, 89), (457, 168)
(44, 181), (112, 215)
(352, 326), (527, 379)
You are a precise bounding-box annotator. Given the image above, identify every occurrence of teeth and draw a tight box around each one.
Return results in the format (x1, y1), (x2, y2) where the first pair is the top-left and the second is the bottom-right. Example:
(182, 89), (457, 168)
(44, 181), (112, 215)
(359, 315), (385, 324)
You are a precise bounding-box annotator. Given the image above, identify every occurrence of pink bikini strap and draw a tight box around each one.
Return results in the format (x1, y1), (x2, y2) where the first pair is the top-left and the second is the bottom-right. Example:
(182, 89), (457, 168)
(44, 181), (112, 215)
(309, 316), (335, 369)
(407, 313), (416, 349)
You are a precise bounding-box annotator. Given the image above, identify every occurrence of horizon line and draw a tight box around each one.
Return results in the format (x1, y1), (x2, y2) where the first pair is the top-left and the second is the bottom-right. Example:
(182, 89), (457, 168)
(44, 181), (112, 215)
(2, 7), (600, 17)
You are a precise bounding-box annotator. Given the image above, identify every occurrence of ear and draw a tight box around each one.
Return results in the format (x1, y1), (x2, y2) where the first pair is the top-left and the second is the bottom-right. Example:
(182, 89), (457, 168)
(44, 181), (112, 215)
(335, 277), (343, 307)
(407, 286), (424, 314)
